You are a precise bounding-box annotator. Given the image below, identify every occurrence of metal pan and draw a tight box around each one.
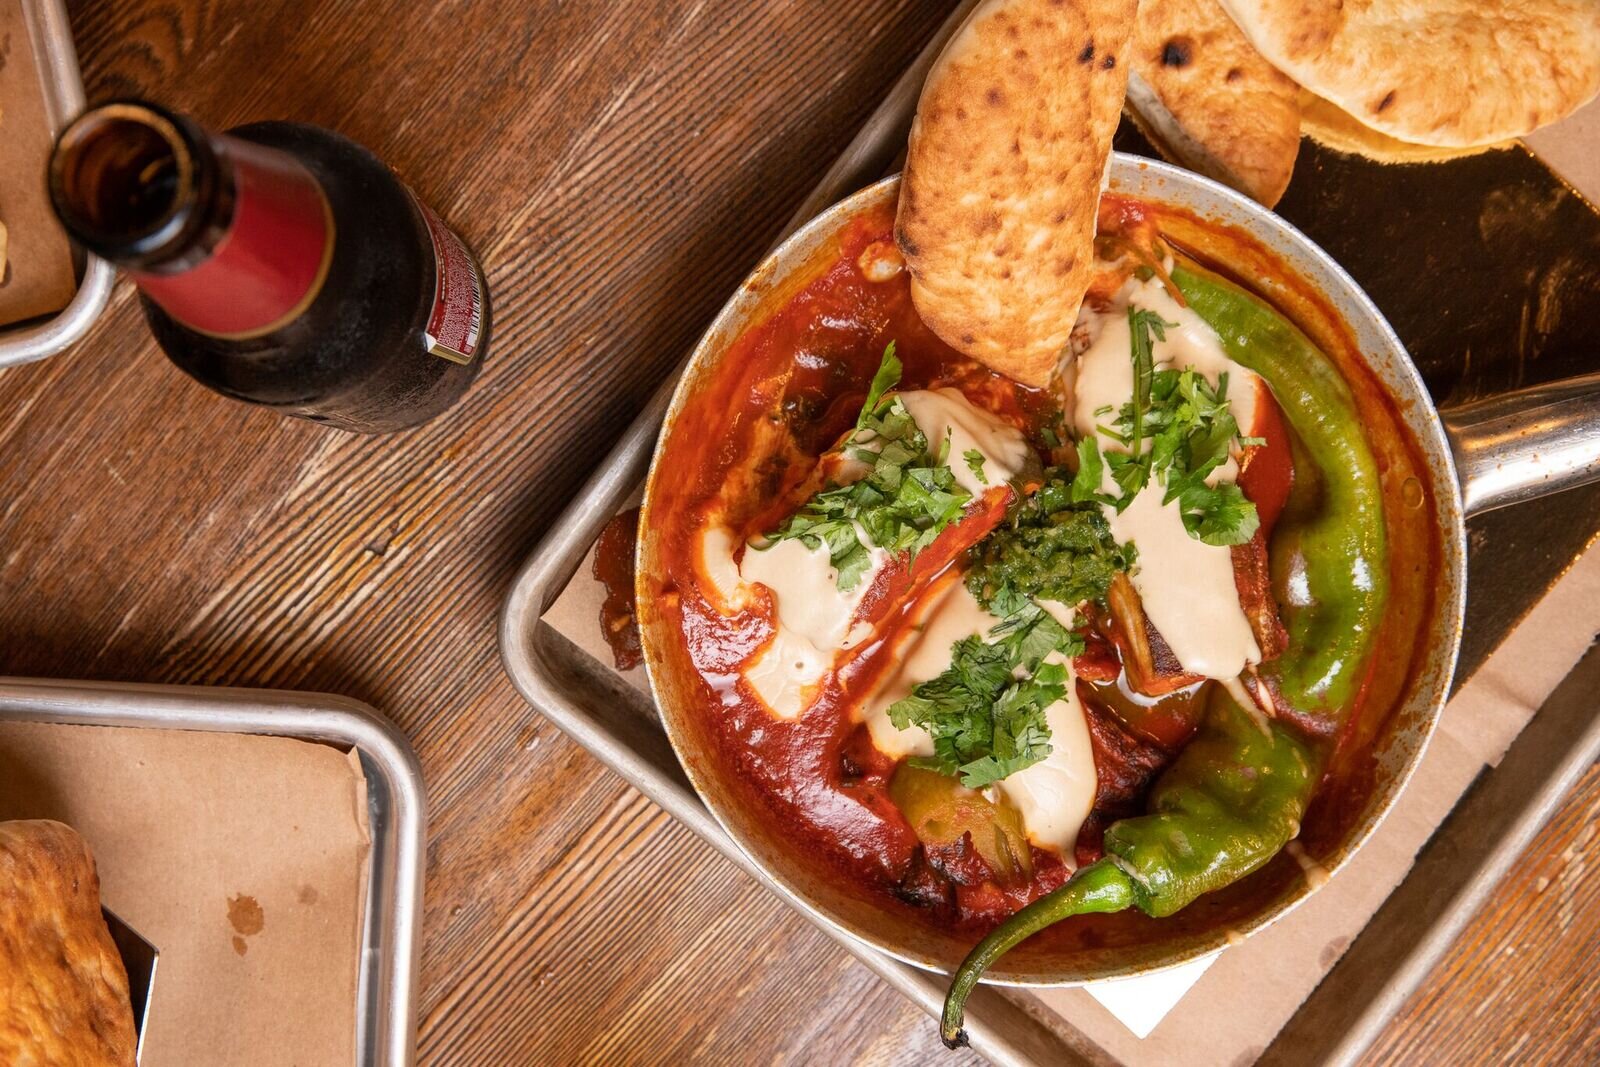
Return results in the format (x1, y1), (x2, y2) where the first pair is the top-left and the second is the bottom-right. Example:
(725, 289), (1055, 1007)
(0, 678), (426, 1066)
(0, 0), (115, 369)
(632, 164), (1600, 985)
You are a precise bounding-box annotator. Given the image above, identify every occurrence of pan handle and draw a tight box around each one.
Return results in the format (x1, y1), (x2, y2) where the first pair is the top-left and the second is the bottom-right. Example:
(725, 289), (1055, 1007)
(1441, 371), (1600, 517)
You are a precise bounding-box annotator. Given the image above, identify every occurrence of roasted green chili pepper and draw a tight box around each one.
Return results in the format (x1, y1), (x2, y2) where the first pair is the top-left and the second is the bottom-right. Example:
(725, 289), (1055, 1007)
(940, 263), (1390, 1048)
(1174, 263), (1389, 717)
(941, 691), (1315, 1046)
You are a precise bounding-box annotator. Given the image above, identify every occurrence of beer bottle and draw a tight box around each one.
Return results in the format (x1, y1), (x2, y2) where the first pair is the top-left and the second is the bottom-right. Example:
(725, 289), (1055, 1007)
(48, 99), (489, 432)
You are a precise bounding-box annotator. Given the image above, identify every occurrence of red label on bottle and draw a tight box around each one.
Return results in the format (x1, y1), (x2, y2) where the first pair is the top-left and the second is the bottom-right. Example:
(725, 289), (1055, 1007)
(132, 138), (334, 339)
(414, 195), (483, 365)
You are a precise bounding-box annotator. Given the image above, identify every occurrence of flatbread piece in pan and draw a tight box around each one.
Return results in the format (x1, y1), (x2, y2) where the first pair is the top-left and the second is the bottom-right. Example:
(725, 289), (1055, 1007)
(897, 0), (1138, 389)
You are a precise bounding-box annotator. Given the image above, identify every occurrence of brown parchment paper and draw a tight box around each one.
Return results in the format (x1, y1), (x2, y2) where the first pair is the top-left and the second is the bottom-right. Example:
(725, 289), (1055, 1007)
(0, 725), (371, 1067)
(0, 0), (78, 327)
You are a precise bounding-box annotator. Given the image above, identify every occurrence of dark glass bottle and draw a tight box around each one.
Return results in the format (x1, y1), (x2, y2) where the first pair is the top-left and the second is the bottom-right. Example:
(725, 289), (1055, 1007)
(48, 100), (490, 432)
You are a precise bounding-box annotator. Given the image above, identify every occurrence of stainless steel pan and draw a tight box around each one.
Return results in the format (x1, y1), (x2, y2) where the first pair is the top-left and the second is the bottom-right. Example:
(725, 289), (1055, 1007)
(636, 159), (1600, 984)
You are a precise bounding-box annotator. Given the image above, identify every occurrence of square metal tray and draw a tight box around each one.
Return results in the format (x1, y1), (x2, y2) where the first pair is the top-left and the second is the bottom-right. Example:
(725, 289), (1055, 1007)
(499, 4), (1600, 1061)
(0, 0), (116, 369)
(0, 678), (426, 1067)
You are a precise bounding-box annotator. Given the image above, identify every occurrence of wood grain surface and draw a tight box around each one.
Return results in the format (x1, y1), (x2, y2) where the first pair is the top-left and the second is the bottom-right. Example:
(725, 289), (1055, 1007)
(0, 1), (1592, 1063)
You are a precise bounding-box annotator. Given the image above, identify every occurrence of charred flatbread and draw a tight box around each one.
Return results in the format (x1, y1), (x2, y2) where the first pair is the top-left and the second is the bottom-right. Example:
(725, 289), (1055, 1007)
(1217, 0), (1600, 148)
(1297, 89), (1512, 164)
(1126, 0), (1301, 206)
(897, 0), (1138, 388)
(0, 820), (136, 1067)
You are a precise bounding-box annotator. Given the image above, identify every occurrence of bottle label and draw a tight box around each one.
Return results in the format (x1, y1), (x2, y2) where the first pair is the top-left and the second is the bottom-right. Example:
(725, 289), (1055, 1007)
(413, 194), (483, 365)
(132, 138), (334, 339)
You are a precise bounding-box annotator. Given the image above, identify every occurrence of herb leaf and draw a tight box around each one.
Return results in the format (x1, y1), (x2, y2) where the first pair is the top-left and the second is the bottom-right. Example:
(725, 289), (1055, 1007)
(889, 603), (1080, 788)
(1090, 319), (1261, 546)
(1069, 437), (1108, 505)
(964, 448), (989, 485)
(886, 465), (1136, 788)
(765, 344), (973, 589)
(1127, 308), (1175, 460)
(857, 341), (901, 432)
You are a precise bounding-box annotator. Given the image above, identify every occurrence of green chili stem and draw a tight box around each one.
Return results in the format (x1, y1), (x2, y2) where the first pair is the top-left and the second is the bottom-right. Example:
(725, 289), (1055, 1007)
(940, 860), (1135, 1048)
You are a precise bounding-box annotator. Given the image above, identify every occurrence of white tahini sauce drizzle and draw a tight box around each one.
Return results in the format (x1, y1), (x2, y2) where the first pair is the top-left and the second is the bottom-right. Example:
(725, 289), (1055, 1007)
(723, 388), (1026, 720)
(738, 536), (888, 719)
(1070, 273), (1263, 681)
(861, 579), (1001, 760)
(861, 582), (1098, 859)
(897, 388), (1032, 495)
(696, 525), (750, 610)
(995, 643), (1097, 858)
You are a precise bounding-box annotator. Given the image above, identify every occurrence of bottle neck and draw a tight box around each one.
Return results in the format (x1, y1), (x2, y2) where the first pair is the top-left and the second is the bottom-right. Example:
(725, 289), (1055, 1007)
(50, 101), (335, 340)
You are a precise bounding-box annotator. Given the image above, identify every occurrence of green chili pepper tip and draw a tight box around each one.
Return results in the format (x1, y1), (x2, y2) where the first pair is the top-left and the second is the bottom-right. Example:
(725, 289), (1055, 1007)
(940, 859), (1135, 1047)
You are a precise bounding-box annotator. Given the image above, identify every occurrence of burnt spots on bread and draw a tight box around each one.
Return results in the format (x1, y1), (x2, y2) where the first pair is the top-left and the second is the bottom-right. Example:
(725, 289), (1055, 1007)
(1160, 36), (1193, 69)
(1226, 66), (1243, 83)
(1079, 40), (1096, 63)
(1101, 52), (1117, 70)
(1375, 90), (1397, 113)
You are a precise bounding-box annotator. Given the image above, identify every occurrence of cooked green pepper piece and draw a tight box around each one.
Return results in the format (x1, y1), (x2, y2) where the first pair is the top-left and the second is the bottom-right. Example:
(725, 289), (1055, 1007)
(1173, 262), (1389, 718)
(941, 264), (1390, 1046)
(891, 764), (1034, 882)
(941, 691), (1317, 1046)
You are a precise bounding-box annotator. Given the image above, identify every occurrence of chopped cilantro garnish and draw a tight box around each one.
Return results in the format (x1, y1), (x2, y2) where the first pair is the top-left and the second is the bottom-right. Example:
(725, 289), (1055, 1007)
(1127, 308), (1173, 461)
(1069, 437), (1112, 506)
(964, 448), (989, 485)
(857, 341), (902, 432)
(885, 467), (1136, 788)
(1089, 313), (1261, 547)
(888, 597), (1080, 789)
(764, 344), (972, 589)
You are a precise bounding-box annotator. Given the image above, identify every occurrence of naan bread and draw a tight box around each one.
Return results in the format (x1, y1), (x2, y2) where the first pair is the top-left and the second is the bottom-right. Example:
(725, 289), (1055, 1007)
(1126, 0), (1301, 206)
(0, 820), (136, 1067)
(1217, 0), (1600, 148)
(1298, 89), (1512, 164)
(897, 0), (1137, 388)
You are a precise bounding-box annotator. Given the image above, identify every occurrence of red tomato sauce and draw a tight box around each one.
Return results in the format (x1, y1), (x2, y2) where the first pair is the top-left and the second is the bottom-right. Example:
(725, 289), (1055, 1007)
(594, 507), (643, 671)
(645, 199), (1295, 933)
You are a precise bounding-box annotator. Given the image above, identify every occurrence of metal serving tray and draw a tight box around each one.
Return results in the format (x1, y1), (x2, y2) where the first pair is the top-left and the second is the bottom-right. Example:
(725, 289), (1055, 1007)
(0, 0), (116, 369)
(500, 4), (1600, 1062)
(0, 678), (426, 1067)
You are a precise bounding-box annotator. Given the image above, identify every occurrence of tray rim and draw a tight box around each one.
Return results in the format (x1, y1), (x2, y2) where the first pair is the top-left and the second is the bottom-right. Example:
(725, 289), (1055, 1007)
(0, 677), (426, 1067)
(1, 0), (117, 370)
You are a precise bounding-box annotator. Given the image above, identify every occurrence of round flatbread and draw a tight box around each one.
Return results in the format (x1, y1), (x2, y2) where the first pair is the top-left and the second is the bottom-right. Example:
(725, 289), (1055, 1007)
(897, 0), (1138, 388)
(1127, 0), (1301, 206)
(1216, 0), (1600, 148)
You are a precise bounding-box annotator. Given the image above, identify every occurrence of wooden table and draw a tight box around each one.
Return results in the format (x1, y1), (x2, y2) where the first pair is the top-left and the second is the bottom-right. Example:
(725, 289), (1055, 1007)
(3, 1), (1594, 1061)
